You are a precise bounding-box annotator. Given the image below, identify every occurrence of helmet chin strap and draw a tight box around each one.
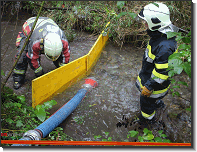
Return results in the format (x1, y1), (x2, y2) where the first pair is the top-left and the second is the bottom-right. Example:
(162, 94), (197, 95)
(158, 24), (179, 34)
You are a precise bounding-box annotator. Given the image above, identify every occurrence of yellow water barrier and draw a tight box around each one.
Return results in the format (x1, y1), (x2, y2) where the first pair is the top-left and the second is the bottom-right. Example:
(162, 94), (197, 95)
(32, 22), (110, 108)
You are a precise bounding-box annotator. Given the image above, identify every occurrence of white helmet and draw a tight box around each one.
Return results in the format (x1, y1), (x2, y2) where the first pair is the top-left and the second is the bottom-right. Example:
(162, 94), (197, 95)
(137, 3), (172, 32)
(44, 33), (62, 61)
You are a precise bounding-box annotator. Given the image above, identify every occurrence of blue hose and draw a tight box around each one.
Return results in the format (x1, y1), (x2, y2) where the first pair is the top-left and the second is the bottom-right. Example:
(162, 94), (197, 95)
(12, 77), (97, 146)
(35, 88), (87, 138)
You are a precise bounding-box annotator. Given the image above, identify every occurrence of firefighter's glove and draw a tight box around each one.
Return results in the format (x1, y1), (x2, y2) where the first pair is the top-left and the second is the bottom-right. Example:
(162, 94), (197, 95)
(141, 86), (153, 97)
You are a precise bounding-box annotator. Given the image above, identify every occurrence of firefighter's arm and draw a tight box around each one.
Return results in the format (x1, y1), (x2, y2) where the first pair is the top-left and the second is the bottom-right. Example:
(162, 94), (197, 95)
(31, 42), (44, 77)
(61, 39), (70, 65)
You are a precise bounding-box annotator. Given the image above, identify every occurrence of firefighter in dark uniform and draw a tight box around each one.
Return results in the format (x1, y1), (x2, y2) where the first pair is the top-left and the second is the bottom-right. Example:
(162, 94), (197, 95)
(135, 3), (179, 123)
(13, 17), (70, 89)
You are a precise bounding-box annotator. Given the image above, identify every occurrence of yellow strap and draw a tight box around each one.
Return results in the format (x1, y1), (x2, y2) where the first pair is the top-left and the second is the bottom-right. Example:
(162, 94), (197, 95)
(155, 63), (168, 69)
(147, 45), (156, 60)
(152, 68), (168, 80)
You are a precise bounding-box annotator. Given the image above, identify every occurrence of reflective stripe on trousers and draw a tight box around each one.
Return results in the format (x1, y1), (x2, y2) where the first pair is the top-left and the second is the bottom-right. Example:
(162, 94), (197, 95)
(141, 111), (155, 120)
(13, 69), (25, 75)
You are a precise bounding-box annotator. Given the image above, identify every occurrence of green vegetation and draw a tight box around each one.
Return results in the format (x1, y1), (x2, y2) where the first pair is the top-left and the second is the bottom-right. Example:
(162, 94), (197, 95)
(126, 128), (171, 143)
(1, 87), (73, 144)
(19, 1), (191, 45)
(166, 30), (191, 99)
(94, 132), (112, 141)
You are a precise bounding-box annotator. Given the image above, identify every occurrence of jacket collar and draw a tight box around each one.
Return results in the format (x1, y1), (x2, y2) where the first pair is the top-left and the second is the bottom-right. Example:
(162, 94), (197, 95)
(146, 29), (167, 40)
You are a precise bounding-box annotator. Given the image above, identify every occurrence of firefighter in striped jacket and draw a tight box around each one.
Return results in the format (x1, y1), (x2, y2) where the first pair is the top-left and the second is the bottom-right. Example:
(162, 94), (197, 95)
(13, 17), (70, 89)
(135, 3), (179, 124)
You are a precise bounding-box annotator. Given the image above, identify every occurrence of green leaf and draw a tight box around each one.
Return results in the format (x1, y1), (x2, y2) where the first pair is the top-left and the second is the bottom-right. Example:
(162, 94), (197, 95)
(35, 105), (46, 122)
(188, 31), (191, 36)
(22, 108), (27, 113)
(15, 103), (22, 108)
(128, 12), (137, 19)
(168, 52), (182, 60)
(102, 139), (107, 141)
(160, 134), (167, 138)
(182, 62), (191, 78)
(138, 136), (144, 142)
(186, 106), (191, 111)
(169, 58), (182, 67)
(166, 32), (180, 39)
(97, 135), (102, 138)
(163, 139), (171, 143)
(116, 12), (127, 19)
(16, 120), (23, 127)
(6, 118), (14, 124)
(172, 85), (180, 89)
(172, 91), (180, 97)
(1, 70), (5, 76)
(143, 134), (154, 140)
(173, 65), (183, 74)
(154, 137), (162, 142)
(108, 137), (112, 141)
(128, 130), (139, 137)
(177, 81), (188, 87)
(178, 44), (189, 50)
(117, 1), (125, 9)
(158, 130), (165, 135)
(42, 100), (57, 110)
(182, 37), (191, 44)
(168, 70), (175, 77)
(105, 132), (109, 137)
(143, 128), (150, 135)
(17, 95), (26, 103)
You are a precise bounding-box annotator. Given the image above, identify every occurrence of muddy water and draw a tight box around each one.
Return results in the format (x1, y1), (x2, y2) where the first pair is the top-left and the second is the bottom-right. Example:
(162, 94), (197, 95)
(1, 16), (191, 143)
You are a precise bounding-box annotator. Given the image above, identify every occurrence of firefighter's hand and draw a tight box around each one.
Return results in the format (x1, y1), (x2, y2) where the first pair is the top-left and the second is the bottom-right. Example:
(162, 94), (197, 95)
(141, 86), (153, 97)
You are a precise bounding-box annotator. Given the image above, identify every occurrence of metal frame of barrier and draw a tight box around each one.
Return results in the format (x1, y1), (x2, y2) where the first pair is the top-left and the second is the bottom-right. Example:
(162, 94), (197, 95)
(32, 22), (110, 108)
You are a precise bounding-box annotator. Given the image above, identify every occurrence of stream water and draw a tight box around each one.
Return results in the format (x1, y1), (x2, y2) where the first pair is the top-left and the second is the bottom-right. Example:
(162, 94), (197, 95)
(1, 12), (191, 143)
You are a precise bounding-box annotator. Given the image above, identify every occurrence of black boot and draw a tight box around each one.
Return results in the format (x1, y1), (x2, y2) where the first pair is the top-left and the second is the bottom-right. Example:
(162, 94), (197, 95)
(138, 113), (156, 125)
(155, 100), (165, 109)
(13, 81), (23, 90)
(13, 75), (24, 90)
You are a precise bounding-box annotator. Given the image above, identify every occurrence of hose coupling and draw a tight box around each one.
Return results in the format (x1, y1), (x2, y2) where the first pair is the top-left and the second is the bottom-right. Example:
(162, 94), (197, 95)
(23, 130), (42, 141)
(81, 77), (98, 91)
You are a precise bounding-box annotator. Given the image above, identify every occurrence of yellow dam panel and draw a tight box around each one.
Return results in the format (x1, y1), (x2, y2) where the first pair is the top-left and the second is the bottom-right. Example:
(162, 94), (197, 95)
(32, 22), (110, 108)
(32, 55), (87, 108)
(87, 28), (109, 71)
